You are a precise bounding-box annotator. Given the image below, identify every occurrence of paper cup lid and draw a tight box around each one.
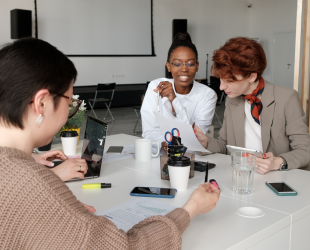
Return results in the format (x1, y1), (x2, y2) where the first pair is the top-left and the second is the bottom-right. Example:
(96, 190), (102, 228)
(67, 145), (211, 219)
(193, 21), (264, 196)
(60, 130), (78, 137)
(167, 156), (190, 166)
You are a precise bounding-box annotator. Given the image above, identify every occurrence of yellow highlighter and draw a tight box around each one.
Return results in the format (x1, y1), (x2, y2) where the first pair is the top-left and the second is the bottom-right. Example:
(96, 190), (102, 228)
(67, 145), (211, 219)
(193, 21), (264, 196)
(82, 183), (111, 189)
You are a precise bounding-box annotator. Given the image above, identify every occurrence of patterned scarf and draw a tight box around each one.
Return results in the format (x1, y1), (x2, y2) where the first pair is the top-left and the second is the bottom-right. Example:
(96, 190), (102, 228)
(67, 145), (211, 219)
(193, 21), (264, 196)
(242, 77), (265, 125)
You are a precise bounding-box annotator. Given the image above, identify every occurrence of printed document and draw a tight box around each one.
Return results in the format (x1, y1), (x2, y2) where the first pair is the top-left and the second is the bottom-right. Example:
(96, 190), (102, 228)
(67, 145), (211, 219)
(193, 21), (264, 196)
(95, 198), (175, 232)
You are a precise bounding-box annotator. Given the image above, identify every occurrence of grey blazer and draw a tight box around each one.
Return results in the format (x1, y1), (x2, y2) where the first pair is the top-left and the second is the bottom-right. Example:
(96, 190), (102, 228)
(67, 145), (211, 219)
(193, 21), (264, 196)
(207, 81), (310, 170)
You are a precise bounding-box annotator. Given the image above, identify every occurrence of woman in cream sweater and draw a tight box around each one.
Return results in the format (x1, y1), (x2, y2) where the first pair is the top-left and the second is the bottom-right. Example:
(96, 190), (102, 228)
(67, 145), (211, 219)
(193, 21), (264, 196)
(0, 38), (220, 249)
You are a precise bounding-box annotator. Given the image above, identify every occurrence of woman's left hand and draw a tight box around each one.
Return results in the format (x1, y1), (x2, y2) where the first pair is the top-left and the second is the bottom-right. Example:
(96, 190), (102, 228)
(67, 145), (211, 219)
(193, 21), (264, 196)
(50, 158), (88, 181)
(255, 152), (283, 174)
(32, 150), (67, 167)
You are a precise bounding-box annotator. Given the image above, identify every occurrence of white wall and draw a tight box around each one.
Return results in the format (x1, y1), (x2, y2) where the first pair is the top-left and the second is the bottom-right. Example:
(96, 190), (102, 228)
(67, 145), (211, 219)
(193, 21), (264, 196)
(249, 0), (297, 82)
(0, 0), (298, 86)
(0, 0), (35, 46)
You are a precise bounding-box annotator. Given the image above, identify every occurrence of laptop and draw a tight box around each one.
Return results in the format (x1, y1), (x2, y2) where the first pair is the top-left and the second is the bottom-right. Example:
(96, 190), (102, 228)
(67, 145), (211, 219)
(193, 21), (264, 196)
(54, 116), (108, 181)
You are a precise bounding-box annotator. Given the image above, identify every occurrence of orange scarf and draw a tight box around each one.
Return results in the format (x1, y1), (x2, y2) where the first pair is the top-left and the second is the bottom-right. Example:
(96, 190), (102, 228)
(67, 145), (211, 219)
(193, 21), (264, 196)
(242, 77), (265, 125)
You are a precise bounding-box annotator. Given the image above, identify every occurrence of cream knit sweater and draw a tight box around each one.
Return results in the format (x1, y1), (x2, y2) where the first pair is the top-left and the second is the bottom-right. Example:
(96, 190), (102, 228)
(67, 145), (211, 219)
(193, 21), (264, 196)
(0, 147), (190, 249)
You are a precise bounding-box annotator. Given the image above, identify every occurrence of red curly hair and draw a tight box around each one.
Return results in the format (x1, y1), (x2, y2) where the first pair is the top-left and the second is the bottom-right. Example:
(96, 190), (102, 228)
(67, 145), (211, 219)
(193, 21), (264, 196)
(211, 37), (267, 82)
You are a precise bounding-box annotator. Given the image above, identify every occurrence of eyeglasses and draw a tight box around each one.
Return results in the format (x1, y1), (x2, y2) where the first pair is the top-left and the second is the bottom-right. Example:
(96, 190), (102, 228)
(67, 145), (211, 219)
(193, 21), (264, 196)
(29, 93), (82, 119)
(170, 61), (197, 70)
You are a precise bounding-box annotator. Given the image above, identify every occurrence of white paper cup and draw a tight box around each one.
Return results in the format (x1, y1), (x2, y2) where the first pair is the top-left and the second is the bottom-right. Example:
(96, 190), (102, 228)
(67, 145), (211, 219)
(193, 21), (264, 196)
(60, 131), (78, 156)
(168, 165), (190, 191)
(135, 139), (160, 161)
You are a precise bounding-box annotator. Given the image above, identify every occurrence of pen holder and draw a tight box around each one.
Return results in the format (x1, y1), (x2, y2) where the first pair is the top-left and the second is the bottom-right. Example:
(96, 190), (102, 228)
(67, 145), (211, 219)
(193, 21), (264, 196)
(160, 153), (195, 180)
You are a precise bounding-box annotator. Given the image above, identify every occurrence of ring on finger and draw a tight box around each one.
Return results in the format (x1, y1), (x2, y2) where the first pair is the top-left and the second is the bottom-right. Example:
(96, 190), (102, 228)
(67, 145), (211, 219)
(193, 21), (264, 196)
(256, 165), (260, 170)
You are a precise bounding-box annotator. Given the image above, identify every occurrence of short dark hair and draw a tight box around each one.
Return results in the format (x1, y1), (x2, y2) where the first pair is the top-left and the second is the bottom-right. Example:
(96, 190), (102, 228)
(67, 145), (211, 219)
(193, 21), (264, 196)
(0, 38), (77, 129)
(166, 32), (198, 78)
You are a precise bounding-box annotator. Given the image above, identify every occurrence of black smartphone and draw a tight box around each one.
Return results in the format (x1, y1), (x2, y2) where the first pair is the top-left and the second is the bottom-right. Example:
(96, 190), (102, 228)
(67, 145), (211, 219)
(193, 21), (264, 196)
(106, 146), (124, 154)
(265, 182), (297, 196)
(130, 187), (177, 198)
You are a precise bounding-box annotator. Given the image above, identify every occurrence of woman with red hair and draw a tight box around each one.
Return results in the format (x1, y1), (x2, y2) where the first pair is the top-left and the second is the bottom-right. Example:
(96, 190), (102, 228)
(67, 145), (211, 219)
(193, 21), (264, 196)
(195, 37), (310, 174)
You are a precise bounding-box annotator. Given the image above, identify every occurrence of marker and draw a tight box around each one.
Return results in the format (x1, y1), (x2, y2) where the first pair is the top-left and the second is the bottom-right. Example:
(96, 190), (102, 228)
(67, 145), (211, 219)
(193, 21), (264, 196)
(82, 183), (111, 189)
(204, 162), (209, 183)
(192, 122), (196, 133)
(209, 179), (220, 190)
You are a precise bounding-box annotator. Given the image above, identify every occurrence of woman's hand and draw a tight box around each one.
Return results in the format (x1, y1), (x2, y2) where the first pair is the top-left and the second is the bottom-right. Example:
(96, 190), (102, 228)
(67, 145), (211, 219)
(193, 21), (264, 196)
(161, 141), (168, 154)
(182, 182), (220, 219)
(255, 152), (283, 174)
(32, 150), (67, 167)
(50, 159), (88, 181)
(194, 125), (208, 149)
(153, 81), (176, 102)
(81, 202), (96, 213)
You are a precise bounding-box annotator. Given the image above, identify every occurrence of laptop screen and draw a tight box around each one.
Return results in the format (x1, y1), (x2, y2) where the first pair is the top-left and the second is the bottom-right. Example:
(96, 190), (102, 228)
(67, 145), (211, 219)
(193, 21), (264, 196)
(81, 116), (108, 175)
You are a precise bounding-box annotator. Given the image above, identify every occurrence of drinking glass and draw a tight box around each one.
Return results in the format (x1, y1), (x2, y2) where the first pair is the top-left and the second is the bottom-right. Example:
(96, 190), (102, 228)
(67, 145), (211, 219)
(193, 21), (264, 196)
(231, 151), (256, 195)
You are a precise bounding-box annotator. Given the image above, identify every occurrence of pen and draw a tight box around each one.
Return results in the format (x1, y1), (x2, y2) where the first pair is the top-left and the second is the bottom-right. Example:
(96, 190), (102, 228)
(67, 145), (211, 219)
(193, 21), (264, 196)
(204, 162), (209, 183)
(82, 183), (112, 189)
(192, 122), (196, 133)
(157, 90), (160, 112)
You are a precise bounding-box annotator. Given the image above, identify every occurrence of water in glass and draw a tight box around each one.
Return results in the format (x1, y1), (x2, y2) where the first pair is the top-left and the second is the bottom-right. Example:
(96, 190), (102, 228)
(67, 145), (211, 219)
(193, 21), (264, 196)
(231, 151), (256, 195)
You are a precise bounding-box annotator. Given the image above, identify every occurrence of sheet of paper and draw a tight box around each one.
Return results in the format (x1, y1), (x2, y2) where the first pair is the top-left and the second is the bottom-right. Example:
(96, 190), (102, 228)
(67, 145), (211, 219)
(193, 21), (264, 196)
(153, 112), (210, 152)
(95, 198), (175, 232)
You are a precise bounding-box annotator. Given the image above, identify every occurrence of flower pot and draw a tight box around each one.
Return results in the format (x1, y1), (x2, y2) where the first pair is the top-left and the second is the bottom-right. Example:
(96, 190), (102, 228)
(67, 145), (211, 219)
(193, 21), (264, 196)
(65, 127), (81, 146)
(38, 139), (53, 151)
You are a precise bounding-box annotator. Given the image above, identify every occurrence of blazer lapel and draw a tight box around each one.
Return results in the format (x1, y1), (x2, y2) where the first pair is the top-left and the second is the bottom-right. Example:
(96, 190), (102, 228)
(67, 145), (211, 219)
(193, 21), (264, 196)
(229, 96), (245, 147)
(261, 81), (275, 152)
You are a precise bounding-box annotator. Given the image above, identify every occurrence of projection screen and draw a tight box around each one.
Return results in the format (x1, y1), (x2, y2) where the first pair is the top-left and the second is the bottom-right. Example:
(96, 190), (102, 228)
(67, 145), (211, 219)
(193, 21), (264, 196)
(36, 0), (154, 56)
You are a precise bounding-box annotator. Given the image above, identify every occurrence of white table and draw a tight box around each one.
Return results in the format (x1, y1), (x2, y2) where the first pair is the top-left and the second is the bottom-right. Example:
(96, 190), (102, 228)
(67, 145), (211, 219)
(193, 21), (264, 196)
(56, 134), (310, 250)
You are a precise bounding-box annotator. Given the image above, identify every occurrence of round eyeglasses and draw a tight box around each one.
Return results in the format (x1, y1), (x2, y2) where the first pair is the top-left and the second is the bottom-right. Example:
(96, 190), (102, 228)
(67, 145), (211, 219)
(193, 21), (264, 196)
(170, 61), (197, 70)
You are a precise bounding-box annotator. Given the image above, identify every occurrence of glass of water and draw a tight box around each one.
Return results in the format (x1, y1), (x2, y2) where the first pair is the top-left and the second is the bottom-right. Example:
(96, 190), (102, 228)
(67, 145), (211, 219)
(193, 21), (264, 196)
(231, 151), (256, 195)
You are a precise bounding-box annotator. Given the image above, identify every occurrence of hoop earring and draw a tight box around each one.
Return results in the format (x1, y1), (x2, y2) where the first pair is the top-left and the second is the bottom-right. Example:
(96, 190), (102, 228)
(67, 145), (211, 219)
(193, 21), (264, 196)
(35, 114), (44, 125)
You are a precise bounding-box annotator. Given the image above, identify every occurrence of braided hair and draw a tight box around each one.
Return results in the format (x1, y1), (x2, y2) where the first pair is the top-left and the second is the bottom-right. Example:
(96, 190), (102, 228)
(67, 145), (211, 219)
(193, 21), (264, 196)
(166, 32), (198, 78)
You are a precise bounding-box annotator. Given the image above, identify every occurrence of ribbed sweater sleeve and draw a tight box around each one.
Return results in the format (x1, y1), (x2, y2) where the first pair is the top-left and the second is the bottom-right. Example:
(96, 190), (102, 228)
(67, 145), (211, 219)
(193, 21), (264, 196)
(0, 147), (190, 250)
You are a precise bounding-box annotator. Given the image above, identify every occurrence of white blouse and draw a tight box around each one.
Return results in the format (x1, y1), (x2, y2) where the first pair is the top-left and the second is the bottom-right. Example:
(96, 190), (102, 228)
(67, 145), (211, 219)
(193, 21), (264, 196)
(244, 100), (263, 152)
(141, 78), (217, 145)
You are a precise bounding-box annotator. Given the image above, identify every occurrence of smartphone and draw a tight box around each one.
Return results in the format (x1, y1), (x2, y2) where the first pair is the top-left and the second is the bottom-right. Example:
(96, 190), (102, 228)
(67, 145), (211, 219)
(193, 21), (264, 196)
(226, 145), (263, 158)
(106, 146), (124, 154)
(266, 182), (297, 196)
(130, 187), (177, 198)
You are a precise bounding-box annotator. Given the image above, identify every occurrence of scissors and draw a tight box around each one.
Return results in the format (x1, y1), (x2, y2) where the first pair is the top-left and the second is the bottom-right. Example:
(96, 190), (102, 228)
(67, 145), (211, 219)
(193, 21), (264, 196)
(165, 128), (180, 145)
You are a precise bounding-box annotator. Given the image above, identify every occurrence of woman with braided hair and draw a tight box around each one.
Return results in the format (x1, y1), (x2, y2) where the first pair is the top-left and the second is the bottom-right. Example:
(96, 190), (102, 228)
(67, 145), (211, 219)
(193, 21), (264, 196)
(141, 32), (217, 153)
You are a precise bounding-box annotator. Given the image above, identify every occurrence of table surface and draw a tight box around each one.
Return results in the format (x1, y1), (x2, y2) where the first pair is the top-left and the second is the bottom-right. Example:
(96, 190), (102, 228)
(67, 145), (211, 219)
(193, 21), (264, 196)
(57, 134), (310, 250)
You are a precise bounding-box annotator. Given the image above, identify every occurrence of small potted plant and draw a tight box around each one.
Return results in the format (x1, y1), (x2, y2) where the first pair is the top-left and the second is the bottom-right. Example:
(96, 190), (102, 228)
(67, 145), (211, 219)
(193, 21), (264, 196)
(58, 95), (87, 146)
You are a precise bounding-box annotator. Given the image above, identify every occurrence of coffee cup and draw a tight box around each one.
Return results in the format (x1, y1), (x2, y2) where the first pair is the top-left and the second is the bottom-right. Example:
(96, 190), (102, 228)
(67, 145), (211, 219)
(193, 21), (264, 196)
(60, 130), (78, 155)
(167, 156), (191, 191)
(135, 139), (160, 161)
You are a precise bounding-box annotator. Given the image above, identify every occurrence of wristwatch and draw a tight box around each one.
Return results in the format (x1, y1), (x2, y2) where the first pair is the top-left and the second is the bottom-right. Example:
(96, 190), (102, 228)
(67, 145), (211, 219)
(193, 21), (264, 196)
(279, 157), (288, 171)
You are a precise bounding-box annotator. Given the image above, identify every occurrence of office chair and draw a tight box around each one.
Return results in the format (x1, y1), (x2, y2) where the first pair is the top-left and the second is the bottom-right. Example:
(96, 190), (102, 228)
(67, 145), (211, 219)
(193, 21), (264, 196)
(133, 81), (150, 134)
(88, 83), (116, 122)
